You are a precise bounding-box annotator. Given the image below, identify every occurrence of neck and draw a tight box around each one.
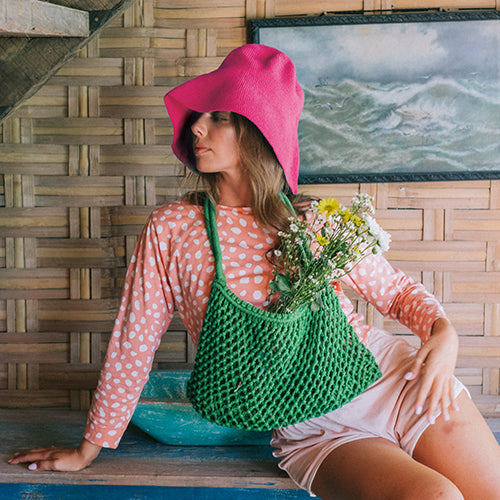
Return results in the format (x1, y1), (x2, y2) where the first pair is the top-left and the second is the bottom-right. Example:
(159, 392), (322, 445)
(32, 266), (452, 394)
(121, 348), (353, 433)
(217, 173), (252, 207)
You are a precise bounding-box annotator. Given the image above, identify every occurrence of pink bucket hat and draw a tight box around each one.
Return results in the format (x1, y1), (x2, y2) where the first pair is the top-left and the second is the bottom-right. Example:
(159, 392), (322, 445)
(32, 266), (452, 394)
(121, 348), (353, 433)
(164, 44), (304, 193)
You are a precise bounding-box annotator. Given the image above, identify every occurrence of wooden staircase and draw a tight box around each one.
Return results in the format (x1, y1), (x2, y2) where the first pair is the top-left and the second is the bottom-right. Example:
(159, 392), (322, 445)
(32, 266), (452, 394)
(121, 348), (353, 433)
(0, 0), (138, 123)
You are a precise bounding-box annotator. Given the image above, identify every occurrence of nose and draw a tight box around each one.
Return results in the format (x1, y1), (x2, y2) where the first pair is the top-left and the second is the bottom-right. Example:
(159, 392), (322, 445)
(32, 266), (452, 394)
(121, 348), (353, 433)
(191, 113), (208, 137)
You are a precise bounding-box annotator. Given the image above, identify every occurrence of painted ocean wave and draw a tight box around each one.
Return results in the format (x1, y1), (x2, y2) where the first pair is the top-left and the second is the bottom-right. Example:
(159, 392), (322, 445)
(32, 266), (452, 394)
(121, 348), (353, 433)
(299, 77), (500, 175)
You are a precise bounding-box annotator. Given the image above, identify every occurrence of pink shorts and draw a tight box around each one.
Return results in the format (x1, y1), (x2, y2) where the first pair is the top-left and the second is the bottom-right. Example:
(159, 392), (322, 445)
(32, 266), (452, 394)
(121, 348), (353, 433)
(271, 328), (468, 496)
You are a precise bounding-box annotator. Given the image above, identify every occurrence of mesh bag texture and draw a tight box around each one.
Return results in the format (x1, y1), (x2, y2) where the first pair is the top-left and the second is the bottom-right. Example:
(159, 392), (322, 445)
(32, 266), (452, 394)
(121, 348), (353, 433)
(186, 197), (382, 431)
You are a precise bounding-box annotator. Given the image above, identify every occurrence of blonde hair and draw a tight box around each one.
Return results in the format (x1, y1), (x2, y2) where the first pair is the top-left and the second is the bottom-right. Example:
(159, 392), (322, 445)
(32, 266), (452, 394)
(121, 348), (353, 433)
(182, 112), (312, 232)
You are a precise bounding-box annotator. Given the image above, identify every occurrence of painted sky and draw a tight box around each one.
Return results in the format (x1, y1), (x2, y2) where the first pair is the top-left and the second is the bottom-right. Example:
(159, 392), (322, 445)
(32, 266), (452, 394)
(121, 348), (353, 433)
(260, 20), (499, 85)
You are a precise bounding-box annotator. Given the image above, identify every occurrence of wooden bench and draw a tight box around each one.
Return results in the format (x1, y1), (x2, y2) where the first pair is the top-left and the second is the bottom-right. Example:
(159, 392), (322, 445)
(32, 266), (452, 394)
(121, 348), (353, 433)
(0, 409), (310, 499)
(3, 409), (499, 499)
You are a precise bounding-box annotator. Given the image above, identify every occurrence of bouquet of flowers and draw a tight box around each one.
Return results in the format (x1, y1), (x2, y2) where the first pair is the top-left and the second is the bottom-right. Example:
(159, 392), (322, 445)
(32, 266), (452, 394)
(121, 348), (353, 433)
(268, 193), (391, 313)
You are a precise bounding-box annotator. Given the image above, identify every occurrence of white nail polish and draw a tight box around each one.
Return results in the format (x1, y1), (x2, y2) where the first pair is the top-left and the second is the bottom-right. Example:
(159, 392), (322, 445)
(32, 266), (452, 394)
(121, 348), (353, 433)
(404, 372), (413, 380)
(28, 463), (37, 471)
(415, 406), (423, 415)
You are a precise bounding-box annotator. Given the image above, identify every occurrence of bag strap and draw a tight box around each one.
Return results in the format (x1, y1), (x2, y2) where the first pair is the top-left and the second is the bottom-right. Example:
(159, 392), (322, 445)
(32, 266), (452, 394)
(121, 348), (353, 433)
(279, 191), (295, 215)
(204, 196), (226, 282)
(204, 193), (296, 282)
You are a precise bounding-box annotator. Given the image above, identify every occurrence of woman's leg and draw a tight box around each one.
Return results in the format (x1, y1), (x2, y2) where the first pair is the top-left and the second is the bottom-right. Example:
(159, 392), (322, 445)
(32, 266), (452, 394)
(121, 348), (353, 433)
(413, 391), (500, 500)
(310, 436), (463, 500)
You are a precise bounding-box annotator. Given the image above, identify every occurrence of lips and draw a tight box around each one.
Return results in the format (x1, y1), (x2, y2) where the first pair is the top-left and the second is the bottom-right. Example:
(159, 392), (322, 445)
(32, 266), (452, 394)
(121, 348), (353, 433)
(193, 143), (210, 156)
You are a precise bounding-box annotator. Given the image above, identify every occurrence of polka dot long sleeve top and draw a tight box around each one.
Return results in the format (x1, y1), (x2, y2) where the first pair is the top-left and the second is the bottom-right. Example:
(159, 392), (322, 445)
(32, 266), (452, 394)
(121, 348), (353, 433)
(84, 200), (447, 448)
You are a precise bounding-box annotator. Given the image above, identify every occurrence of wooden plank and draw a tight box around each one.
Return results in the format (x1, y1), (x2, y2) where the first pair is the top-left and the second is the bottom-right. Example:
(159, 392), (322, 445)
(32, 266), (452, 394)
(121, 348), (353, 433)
(386, 240), (486, 271)
(154, 6), (245, 20)
(100, 86), (169, 118)
(12, 85), (69, 119)
(0, 391), (70, 408)
(39, 367), (100, 390)
(0, 0), (89, 37)
(37, 238), (125, 269)
(446, 272), (500, 304)
(0, 143), (68, 164)
(38, 298), (118, 332)
(33, 117), (123, 145)
(298, 183), (361, 201)
(373, 208), (423, 241)
(0, 269), (69, 293)
(0, 207), (68, 238)
(485, 303), (500, 338)
(458, 336), (500, 362)
(155, 17), (245, 30)
(387, 181), (491, 209)
(156, 0), (244, 6)
(274, 0), (363, 15)
(0, 409), (301, 490)
(217, 27), (246, 49)
(99, 144), (179, 176)
(0, 341), (68, 364)
(439, 302), (485, 336)
(471, 395), (500, 417)
(49, 57), (123, 85)
(451, 210), (500, 241)
(393, 0), (494, 8)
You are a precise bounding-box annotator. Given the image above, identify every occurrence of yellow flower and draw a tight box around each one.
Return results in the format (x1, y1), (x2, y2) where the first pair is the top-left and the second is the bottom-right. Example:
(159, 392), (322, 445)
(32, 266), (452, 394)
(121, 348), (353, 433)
(316, 234), (329, 246)
(317, 198), (340, 216)
(342, 209), (353, 223)
(351, 215), (362, 227)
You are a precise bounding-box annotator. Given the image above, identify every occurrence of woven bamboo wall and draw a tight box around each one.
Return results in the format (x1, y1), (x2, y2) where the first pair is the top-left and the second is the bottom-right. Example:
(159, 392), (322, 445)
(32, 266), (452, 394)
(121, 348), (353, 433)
(0, 0), (499, 416)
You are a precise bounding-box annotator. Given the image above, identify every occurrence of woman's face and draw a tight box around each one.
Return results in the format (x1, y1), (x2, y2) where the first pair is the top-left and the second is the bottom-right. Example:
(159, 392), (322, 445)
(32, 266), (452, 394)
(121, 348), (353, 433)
(191, 111), (242, 177)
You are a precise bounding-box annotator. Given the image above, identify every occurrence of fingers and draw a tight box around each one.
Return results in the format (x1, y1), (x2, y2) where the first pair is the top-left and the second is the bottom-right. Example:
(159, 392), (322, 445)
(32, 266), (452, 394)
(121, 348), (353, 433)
(9, 449), (49, 465)
(413, 363), (434, 419)
(439, 378), (455, 422)
(449, 377), (460, 412)
(412, 367), (459, 424)
(425, 377), (446, 424)
(8, 447), (66, 471)
(404, 355), (425, 381)
(11, 446), (62, 460)
(11, 447), (50, 459)
(27, 459), (58, 472)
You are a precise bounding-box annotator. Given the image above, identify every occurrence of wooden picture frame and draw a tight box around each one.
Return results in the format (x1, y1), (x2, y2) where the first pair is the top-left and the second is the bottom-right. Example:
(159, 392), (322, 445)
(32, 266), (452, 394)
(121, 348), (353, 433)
(249, 11), (500, 184)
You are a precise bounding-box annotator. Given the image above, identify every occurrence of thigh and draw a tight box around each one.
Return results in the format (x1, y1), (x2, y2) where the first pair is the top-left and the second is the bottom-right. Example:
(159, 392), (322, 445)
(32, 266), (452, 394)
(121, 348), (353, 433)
(310, 437), (463, 500)
(413, 391), (500, 500)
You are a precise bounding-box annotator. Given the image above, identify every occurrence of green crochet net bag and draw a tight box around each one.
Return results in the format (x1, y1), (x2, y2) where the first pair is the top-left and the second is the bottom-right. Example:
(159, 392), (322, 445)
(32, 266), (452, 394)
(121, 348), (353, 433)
(186, 196), (382, 431)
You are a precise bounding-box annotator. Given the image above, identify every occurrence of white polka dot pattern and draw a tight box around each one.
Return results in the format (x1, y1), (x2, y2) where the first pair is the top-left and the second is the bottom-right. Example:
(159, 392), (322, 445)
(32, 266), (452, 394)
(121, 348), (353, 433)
(84, 201), (447, 449)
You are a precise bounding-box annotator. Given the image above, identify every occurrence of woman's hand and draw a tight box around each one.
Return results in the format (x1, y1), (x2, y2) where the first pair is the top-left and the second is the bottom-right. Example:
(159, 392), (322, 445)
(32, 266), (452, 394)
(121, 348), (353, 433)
(8, 438), (101, 472)
(404, 318), (460, 424)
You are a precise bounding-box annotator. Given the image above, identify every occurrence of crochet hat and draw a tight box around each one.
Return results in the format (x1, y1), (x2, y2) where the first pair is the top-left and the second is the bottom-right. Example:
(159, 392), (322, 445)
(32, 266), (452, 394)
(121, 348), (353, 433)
(164, 44), (304, 193)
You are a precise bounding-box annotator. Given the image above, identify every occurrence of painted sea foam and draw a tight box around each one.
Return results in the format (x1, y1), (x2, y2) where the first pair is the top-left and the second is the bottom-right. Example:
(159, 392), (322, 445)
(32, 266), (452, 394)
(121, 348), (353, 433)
(299, 77), (500, 176)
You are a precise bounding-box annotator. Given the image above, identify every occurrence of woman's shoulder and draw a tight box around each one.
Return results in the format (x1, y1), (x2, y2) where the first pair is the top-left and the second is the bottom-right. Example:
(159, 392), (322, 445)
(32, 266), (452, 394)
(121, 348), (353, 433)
(147, 200), (205, 235)
(151, 199), (204, 219)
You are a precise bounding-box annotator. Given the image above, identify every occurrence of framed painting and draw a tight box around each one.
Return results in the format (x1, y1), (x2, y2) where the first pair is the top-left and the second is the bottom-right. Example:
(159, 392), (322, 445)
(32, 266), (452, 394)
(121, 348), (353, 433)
(249, 11), (500, 184)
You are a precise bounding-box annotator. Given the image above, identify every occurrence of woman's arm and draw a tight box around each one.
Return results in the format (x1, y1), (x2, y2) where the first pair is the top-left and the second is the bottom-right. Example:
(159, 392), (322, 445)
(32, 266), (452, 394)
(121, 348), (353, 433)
(8, 438), (102, 472)
(84, 211), (175, 448)
(10, 207), (177, 467)
(343, 253), (447, 342)
(343, 253), (460, 422)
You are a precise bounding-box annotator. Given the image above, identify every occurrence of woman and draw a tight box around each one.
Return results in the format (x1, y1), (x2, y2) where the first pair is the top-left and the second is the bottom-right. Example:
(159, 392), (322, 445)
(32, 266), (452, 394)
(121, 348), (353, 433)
(9, 44), (500, 499)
